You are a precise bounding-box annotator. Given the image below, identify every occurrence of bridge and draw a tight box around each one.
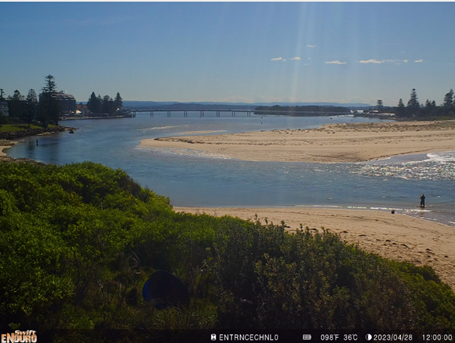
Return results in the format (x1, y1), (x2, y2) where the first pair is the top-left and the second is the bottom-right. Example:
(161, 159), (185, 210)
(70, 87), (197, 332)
(130, 108), (256, 117)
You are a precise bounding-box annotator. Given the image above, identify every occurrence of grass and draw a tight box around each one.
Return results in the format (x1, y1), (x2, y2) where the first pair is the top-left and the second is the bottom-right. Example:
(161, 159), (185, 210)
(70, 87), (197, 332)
(0, 124), (57, 132)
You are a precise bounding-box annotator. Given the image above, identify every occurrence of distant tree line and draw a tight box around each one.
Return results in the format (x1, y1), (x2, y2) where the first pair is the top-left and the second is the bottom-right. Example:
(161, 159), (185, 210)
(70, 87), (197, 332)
(376, 88), (455, 120)
(1, 76), (125, 128)
(1, 75), (66, 127)
(86, 92), (123, 116)
(255, 105), (351, 116)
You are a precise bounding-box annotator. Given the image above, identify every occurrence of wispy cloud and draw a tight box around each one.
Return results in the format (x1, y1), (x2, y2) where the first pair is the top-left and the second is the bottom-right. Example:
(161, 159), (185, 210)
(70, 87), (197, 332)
(326, 60), (346, 64)
(415, 59), (424, 63)
(359, 59), (408, 64)
(359, 59), (383, 64)
(271, 57), (299, 62)
(307, 45), (316, 48)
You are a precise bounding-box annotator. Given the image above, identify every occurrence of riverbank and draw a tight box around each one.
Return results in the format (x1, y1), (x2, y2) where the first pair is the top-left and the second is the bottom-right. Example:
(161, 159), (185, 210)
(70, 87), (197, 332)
(141, 120), (455, 163)
(0, 140), (17, 157)
(60, 114), (135, 120)
(0, 140), (46, 164)
(0, 125), (75, 140)
(175, 206), (455, 291)
(0, 125), (75, 163)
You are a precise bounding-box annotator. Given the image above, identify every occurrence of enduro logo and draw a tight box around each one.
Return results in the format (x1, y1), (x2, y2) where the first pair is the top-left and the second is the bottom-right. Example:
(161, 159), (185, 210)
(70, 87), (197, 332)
(1, 330), (37, 342)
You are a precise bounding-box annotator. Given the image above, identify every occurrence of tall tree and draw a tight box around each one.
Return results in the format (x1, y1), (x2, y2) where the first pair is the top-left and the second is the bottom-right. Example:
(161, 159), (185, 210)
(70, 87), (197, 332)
(396, 98), (405, 117)
(38, 75), (60, 126)
(23, 89), (38, 127)
(114, 92), (123, 111)
(443, 89), (454, 108)
(406, 88), (420, 117)
(97, 94), (103, 113)
(42, 75), (57, 94)
(7, 90), (26, 118)
(87, 92), (102, 114)
(376, 100), (383, 112)
(102, 95), (113, 114)
(407, 88), (419, 108)
(9, 89), (25, 101)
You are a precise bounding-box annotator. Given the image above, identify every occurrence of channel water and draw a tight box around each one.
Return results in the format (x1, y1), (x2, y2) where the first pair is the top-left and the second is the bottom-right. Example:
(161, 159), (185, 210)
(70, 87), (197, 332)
(7, 113), (455, 226)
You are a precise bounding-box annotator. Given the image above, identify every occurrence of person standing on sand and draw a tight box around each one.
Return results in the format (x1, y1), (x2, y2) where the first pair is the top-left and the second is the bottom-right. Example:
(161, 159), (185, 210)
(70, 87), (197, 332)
(420, 194), (425, 208)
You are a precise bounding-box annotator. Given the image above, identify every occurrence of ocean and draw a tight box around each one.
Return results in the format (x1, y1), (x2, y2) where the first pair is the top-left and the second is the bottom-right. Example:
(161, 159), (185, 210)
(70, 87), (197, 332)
(7, 112), (455, 227)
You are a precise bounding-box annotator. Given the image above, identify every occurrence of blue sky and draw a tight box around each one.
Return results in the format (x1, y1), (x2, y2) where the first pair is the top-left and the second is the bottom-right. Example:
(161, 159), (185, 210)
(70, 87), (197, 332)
(1, 2), (454, 106)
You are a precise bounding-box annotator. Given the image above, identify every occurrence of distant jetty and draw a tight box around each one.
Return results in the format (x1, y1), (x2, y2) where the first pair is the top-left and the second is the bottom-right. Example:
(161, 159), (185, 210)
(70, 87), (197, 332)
(61, 113), (135, 120)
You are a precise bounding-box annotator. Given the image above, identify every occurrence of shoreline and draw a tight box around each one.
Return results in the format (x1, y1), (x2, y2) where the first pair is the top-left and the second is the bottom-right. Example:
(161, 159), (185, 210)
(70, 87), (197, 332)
(0, 125), (76, 163)
(140, 120), (455, 163)
(0, 140), (45, 164)
(0, 140), (18, 157)
(175, 206), (455, 291)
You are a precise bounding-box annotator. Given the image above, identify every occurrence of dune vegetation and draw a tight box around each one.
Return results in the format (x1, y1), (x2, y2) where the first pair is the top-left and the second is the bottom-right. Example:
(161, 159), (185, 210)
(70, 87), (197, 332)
(0, 162), (454, 341)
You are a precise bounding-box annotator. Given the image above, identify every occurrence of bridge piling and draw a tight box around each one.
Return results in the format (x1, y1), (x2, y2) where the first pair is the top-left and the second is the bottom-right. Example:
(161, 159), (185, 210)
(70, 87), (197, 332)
(134, 108), (255, 118)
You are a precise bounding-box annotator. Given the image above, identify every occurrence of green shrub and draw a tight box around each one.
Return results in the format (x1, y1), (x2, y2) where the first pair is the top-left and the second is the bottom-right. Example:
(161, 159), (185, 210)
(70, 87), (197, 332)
(0, 161), (454, 335)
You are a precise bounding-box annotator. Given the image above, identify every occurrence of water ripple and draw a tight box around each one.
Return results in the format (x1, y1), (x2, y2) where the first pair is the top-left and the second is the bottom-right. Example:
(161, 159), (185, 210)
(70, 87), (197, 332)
(352, 152), (455, 181)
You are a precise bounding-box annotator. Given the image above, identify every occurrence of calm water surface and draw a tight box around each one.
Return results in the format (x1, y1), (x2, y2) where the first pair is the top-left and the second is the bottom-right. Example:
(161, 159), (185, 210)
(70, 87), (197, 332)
(7, 113), (455, 226)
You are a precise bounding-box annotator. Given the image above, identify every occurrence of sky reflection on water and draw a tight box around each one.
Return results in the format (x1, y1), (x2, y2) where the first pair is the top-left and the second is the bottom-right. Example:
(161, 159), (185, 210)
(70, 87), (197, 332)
(7, 114), (455, 226)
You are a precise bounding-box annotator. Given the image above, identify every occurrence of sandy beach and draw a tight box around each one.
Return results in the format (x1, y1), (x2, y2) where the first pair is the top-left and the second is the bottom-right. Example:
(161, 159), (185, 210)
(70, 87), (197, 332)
(0, 140), (17, 158)
(141, 120), (455, 163)
(175, 206), (455, 291)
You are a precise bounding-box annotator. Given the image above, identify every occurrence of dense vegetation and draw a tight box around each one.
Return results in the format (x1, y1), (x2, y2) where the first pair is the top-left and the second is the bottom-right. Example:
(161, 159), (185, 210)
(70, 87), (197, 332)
(379, 88), (455, 120)
(1, 76), (61, 127)
(0, 76), (125, 128)
(255, 105), (350, 116)
(0, 162), (454, 342)
(86, 92), (123, 116)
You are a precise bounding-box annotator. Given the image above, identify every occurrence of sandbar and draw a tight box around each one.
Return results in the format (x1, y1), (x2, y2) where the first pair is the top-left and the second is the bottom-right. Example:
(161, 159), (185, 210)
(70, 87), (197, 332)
(177, 130), (226, 135)
(175, 206), (455, 291)
(140, 120), (455, 163)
